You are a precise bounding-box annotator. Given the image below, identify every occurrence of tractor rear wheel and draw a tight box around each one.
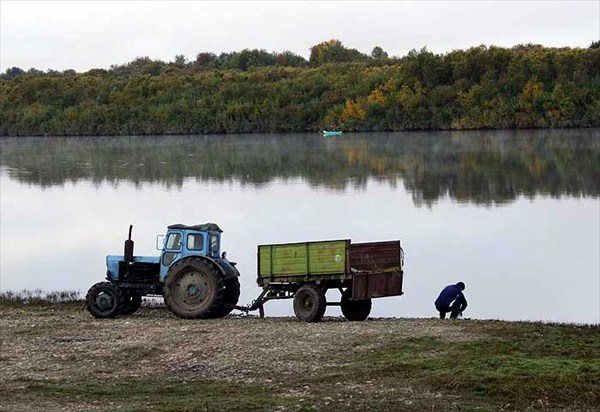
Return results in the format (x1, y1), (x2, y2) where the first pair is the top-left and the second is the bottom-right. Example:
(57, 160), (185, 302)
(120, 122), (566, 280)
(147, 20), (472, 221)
(293, 284), (326, 322)
(341, 289), (371, 321)
(119, 291), (142, 315)
(164, 257), (224, 319)
(86, 282), (123, 319)
(208, 277), (240, 318)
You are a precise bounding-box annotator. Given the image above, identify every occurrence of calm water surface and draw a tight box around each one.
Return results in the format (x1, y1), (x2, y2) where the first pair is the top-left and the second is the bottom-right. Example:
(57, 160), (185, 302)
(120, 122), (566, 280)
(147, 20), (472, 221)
(1, 130), (598, 323)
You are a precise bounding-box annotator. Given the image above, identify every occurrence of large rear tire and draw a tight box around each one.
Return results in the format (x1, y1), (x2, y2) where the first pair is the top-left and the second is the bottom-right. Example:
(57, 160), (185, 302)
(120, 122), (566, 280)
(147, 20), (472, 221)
(164, 257), (224, 319)
(208, 277), (241, 318)
(86, 282), (123, 319)
(119, 291), (142, 315)
(341, 289), (372, 321)
(293, 284), (326, 322)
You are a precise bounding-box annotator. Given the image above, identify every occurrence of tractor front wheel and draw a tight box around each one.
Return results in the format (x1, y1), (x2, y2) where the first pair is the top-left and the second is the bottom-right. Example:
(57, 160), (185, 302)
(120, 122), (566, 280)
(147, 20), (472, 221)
(164, 257), (224, 319)
(86, 282), (123, 319)
(293, 284), (326, 322)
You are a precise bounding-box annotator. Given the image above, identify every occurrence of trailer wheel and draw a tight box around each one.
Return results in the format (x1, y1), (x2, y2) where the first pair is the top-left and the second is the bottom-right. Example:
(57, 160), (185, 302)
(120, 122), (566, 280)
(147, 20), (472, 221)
(86, 281), (123, 319)
(293, 284), (326, 322)
(164, 257), (224, 319)
(341, 290), (372, 321)
(119, 292), (142, 315)
(208, 277), (241, 318)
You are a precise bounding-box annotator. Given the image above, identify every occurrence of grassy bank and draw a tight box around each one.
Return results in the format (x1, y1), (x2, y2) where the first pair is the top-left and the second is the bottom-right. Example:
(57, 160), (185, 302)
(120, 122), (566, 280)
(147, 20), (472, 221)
(1, 298), (598, 411)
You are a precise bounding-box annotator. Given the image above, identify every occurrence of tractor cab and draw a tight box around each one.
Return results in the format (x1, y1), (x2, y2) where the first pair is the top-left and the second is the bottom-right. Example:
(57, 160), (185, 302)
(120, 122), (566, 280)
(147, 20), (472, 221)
(158, 223), (223, 280)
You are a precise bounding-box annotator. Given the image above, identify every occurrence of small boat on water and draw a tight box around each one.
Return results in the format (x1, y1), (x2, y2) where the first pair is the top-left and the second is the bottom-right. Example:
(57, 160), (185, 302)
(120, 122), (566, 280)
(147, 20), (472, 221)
(322, 130), (343, 136)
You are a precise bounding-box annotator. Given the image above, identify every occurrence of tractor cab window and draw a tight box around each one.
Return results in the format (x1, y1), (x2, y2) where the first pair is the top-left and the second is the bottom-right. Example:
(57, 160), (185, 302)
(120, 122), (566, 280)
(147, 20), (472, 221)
(187, 233), (204, 251)
(165, 233), (182, 250)
(209, 234), (219, 256)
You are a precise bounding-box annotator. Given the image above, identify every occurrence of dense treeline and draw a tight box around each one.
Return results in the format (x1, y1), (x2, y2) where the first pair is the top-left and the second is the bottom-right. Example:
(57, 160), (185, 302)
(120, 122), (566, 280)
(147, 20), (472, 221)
(1, 40), (599, 136)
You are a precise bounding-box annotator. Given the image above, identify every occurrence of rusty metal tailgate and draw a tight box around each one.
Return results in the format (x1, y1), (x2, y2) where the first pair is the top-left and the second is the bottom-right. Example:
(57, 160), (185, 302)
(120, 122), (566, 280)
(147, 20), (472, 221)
(349, 241), (404, 300)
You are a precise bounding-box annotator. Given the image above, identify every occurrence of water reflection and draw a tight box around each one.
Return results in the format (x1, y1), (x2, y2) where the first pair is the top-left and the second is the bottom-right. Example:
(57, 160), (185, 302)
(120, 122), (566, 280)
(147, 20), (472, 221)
(1, 129), (598, 206)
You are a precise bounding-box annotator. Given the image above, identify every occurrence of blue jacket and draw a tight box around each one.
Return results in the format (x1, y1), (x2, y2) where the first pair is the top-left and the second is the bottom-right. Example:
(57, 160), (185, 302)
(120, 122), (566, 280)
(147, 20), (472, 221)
(435, 284), (467, 308)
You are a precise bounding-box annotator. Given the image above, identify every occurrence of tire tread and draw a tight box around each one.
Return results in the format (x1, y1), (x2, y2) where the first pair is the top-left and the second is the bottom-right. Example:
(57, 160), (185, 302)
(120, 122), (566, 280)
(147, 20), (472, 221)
(164, 257), (224, 319)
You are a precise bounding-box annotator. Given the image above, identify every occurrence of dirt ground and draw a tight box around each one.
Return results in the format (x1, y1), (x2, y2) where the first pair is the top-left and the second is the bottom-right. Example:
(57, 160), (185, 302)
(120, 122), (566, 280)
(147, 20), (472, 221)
(0, 303), (484, 411)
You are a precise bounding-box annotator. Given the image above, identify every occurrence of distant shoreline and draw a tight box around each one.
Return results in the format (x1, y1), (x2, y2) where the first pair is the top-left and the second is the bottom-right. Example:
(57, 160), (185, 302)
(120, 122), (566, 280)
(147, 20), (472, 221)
(1, 125), (599, 139)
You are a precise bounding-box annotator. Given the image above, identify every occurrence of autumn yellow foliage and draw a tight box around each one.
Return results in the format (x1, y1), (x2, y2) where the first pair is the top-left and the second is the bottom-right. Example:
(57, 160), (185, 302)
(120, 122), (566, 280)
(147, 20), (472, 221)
(341, 99), (366, 122)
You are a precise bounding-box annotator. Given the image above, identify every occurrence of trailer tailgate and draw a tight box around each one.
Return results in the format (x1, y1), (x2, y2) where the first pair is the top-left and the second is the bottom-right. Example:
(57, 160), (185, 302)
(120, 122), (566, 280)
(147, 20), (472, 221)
(349, 241), (403, 300)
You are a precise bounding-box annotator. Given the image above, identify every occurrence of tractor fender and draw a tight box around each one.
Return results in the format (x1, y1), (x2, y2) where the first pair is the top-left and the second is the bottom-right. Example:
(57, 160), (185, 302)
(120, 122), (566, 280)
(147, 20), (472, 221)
(167, 255), (239, 281)
(213, 257), (241, 280)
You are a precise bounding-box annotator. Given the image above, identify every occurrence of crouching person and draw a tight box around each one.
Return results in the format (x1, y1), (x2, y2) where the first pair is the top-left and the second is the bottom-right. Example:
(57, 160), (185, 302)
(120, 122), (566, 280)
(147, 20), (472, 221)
(435, 282), (467, 319)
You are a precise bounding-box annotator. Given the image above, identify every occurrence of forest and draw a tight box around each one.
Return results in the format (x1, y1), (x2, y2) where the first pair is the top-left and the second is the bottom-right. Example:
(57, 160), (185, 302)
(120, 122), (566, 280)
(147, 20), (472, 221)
(0, 40), (599, 136)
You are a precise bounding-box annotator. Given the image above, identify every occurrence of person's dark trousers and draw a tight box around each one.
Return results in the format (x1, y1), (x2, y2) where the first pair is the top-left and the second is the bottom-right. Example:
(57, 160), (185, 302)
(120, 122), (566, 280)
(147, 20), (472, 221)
(435, 303), (450, 319)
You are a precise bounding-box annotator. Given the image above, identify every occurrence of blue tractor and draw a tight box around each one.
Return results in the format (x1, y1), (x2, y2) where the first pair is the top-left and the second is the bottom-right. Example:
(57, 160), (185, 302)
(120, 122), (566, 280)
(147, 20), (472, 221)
(85, 223), (241, 319)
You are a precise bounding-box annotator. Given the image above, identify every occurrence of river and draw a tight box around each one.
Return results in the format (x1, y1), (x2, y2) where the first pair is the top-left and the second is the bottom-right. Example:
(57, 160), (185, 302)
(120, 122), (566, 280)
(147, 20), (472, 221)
(1, 129), (598, 323)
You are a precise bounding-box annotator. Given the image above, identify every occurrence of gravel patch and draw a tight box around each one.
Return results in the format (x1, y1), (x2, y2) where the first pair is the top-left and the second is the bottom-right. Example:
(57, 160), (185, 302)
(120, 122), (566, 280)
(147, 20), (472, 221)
(1, 307), (480, 384)
(0, 306), (482, 411)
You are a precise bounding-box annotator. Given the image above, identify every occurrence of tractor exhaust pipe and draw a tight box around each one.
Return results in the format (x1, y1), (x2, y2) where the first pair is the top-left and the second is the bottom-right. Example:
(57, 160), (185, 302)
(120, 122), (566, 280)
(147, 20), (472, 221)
(124, 224), (134, 263)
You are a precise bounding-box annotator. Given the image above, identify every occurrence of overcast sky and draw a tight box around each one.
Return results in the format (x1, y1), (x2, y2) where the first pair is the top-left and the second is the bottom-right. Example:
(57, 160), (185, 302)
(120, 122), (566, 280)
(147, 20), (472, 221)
(1, 1), (598, 72)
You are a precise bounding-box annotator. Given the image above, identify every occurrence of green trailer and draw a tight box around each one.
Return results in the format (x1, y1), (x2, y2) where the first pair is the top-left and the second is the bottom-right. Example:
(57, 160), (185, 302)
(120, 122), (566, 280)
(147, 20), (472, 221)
(246, 239), (404, 322)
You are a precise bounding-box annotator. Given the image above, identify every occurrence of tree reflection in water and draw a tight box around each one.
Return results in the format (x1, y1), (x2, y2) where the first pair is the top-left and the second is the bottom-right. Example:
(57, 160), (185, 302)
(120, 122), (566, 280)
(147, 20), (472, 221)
(1, 129), (598, 206)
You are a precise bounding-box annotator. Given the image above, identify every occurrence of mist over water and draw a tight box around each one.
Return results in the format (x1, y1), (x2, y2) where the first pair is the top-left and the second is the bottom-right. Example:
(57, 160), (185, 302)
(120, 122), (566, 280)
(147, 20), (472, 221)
(1, 130), (598, 323)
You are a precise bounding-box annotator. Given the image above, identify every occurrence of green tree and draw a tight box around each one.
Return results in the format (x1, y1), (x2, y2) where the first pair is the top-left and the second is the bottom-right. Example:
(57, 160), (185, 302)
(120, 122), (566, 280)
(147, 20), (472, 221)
(1, 67), (25, 79)
(371, 46), (388, 60)
(194, 52), (217, 68)
(309, 39), (368, 65)
(173, 54), (188, 68)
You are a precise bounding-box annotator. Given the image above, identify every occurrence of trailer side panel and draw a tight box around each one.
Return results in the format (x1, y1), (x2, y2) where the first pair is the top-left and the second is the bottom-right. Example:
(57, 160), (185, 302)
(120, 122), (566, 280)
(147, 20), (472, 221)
(258, 240), (349, 280)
